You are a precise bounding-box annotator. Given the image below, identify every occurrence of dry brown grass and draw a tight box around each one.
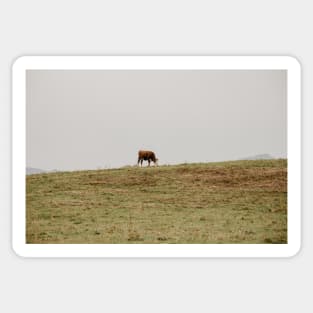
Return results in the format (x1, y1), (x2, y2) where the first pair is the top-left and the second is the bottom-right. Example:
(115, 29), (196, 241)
(26, 159), (287, 244)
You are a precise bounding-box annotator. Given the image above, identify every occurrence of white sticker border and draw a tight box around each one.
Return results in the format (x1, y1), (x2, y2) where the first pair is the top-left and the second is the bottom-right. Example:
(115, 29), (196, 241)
(12, 56), (301, 258)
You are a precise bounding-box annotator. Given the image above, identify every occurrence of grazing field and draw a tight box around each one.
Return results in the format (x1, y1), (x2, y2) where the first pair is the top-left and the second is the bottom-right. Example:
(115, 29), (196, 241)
(26, 159), (287, 244)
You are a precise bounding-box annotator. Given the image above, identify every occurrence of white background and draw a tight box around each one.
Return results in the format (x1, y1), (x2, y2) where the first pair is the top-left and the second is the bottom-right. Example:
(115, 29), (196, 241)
(1, 1), (311, 312)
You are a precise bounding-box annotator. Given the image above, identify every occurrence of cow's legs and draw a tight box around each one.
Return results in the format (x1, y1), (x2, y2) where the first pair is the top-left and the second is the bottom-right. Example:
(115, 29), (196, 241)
(140, 159), (143, 167)
(148, 160), (151, 167)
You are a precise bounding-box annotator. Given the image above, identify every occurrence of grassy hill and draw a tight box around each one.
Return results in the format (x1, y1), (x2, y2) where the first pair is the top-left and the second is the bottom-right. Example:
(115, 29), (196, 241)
(26, 159), (287, 244)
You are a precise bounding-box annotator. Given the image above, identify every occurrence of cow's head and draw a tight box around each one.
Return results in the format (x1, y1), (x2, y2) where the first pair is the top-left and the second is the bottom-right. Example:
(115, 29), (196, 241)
(155, 158), (159, 166)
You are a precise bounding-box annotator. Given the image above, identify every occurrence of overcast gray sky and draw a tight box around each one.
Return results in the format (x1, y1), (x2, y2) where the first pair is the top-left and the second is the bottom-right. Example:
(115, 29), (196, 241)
(26, 70), (287, 171)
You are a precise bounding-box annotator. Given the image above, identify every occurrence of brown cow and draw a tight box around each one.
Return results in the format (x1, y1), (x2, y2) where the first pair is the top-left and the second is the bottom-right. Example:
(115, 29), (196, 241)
(137, 150), (158, 167)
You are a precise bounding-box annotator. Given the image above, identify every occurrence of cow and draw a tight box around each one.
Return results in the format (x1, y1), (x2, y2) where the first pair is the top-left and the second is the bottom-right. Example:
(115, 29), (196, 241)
(137, 150), (159, 167)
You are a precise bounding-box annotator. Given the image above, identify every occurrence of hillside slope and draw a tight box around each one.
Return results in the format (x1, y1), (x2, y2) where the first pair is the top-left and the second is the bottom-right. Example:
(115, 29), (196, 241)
(26, 159), (287, 244)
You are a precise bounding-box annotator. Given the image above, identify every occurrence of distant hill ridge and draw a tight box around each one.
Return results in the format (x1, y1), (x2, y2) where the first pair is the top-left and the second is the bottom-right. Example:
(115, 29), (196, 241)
(241, 154), (274, 160)
(26, 167), (45, 175)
